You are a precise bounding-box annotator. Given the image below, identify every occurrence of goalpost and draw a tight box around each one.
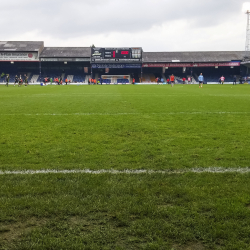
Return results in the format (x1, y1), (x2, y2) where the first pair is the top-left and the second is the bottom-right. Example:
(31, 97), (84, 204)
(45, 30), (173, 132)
(101, 75), (131, 84)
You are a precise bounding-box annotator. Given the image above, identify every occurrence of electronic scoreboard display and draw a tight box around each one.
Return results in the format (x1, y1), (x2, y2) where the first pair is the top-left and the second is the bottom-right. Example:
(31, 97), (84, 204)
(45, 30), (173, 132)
(91, 47), (142, 63)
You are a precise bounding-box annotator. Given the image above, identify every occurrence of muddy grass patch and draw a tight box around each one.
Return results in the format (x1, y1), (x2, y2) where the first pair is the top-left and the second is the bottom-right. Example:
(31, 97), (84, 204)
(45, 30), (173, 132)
(0, 217), (48, 244)
(172, 242), (205, 250)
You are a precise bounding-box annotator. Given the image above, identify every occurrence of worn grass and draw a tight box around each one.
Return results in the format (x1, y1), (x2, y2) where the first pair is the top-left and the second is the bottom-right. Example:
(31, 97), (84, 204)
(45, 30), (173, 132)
(0, 84), (250, 249)
(1, 173), (250, 249)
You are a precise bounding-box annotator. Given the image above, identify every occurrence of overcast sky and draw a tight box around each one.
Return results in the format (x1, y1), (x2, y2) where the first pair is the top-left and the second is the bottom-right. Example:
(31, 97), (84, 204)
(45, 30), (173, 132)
(1, 0), (249, 51)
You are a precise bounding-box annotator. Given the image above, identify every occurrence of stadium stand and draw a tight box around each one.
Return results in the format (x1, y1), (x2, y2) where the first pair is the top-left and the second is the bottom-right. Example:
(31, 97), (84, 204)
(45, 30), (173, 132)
(30, 74), (39, 83)
(141, 74), (155, 82)
(117, 79), (129, 84)
(67, 75), (74, 82)
(1, 41), (250, 85)
(102, 79), (111, 84)
(71, 74), (86, 83)
(143, 51), (249, 63)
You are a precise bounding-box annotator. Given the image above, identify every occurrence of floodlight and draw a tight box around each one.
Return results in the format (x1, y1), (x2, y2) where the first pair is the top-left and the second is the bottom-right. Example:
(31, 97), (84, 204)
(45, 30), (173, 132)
(242, 2), (250, 13)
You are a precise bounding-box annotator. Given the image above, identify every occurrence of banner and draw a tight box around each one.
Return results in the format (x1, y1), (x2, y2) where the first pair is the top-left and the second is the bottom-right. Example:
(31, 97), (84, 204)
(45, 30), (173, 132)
(41, 58), (90, 62)
(143, 62), (241, 68)
(92, 64), (142, 69)
(0, 52), (39, 61)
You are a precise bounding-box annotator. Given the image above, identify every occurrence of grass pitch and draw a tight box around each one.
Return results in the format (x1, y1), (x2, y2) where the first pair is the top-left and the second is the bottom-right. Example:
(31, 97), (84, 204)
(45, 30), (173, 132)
(0, 84), (250, 249)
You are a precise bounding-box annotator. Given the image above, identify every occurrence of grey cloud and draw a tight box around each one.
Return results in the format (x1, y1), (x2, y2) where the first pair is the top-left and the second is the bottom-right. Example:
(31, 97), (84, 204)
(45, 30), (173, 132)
(0, 0), (247, 40)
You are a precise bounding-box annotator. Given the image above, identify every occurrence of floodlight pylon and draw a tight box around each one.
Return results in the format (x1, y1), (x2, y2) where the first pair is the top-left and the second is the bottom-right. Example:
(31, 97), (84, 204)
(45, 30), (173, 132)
(245, 10), (250, 51)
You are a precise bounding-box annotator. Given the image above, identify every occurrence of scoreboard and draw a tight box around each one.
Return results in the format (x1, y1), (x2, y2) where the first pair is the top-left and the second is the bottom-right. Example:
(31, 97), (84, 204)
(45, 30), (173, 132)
(91, 47), (142, 63)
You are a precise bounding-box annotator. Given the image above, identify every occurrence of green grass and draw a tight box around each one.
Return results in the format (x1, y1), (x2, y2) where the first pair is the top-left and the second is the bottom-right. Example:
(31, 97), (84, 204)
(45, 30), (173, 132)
(0, 85), (250, 171)
(0, 84), (250, 249)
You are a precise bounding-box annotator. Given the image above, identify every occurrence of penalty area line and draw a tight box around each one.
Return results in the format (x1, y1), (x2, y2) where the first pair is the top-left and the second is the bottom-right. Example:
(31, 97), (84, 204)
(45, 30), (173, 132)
(1, 167), (250, 175)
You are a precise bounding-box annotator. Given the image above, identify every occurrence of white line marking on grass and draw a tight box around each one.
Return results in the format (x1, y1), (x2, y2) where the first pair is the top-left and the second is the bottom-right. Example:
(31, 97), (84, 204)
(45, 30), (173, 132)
(0, 112), (249, 116)
(1, 168), (250, 175)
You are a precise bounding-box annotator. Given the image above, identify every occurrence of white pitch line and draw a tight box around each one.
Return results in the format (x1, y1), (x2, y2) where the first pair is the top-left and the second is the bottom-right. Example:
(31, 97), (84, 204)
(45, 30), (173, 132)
(0, 112), (249, 116)
(0, 168), (250, 175)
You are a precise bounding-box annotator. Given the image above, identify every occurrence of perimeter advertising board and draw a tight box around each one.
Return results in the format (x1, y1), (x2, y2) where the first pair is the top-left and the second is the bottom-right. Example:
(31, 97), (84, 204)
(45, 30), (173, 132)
(142, 62), (241, 67)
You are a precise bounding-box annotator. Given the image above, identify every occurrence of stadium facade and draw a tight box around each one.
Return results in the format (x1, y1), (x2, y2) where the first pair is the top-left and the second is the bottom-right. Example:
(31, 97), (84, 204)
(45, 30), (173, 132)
(1, 41), (250, 84)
